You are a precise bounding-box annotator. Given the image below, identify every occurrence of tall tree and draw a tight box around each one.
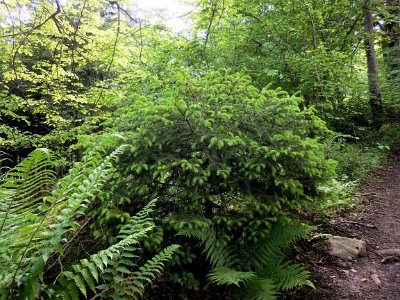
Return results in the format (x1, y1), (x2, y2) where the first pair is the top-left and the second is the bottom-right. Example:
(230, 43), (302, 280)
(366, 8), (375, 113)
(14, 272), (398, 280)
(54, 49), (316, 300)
(364, 1), (384, 121)
(381, 0), (400, 79)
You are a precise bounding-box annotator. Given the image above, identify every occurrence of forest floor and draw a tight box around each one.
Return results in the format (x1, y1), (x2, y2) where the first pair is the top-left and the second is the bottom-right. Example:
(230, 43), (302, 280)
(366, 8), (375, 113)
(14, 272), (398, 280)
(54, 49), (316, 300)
(297, 156), (400, 300)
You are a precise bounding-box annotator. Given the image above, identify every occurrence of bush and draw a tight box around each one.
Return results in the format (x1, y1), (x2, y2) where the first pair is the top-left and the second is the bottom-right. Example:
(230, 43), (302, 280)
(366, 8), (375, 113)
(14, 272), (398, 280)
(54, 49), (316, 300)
(106, 69), (337, 298)
(115, 69), (336, 212)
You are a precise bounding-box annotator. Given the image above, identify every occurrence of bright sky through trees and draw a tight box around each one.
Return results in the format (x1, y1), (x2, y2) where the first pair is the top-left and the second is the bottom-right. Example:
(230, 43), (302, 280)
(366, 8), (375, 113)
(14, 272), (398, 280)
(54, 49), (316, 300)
(134, 0), (194, 31)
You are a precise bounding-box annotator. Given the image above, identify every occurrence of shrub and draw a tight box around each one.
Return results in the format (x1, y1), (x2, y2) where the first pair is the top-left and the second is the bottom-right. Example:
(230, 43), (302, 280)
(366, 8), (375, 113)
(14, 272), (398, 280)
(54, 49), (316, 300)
(108, 69), (337, 297)
(115, 69), (336, 211)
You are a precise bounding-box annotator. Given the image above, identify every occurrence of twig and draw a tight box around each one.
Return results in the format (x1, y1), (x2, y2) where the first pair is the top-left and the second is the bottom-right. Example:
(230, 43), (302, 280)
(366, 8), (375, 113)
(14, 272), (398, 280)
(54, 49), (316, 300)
(94, 2), (121, 106)
(365, 182), (384, 189)
(199, 1), (217, 67)
(338, 220), (376, 228)
(53, 257), (64, 284)
(361, 192), (376, 196)
(45, 217), (91, 273)
(371, 194), (391, 201)
(11, 0), (62, 79)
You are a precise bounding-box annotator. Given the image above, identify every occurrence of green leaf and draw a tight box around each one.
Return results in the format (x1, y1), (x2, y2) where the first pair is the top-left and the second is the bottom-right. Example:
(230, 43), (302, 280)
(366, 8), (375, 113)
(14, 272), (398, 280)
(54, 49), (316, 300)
(81, 268), (96, 293)
(207, 266), (256, 286)
(73, 274), (87, 297)
(82, 259), (99, 282)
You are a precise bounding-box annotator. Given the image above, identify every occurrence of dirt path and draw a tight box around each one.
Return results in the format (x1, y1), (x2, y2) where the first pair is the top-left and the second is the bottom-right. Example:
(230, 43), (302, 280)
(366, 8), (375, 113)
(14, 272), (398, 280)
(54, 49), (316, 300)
(305, 157), (400, 299)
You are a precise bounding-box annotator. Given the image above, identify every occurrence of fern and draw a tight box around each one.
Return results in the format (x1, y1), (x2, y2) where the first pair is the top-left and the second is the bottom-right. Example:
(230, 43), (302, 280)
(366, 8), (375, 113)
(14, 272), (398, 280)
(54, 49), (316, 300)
(18, 145), (129, 298)
(0, 149), (55, 294)
(126, 245), (180, 293)
(58, 199), (180, 300)
(238, 220), (314, 299)
(0, 148), (55, 235)
(236, 278), (278, 300)
(0, 151), (11, 176)
(182, 219), (314, 299)
(0, 145), (179, 299)
(178, 222), (237, 267)
(117, 199), (158, 238)
(260, 258), (315, 291)
(207, 266), (256, 287)
(95, 245), (179, 299)
(0, 145), (133, 299)
(244, 220), (313, 271)
(235, 259), (314, 300)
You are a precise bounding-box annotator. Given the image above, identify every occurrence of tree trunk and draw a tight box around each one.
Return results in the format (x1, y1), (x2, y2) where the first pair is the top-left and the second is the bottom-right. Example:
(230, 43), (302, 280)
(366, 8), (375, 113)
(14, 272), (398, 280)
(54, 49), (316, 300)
(382, 0), (400, 79)
(364, 4), (384, 121)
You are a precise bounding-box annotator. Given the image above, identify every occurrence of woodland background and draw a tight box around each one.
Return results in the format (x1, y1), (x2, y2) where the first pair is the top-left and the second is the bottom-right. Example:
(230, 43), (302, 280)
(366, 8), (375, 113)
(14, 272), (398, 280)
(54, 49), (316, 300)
(0, 0), (399, 299)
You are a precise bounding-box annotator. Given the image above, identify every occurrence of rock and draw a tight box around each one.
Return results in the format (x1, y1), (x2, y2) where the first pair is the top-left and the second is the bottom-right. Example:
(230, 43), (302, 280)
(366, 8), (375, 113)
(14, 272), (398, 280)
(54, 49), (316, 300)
(376, 248), (400, 257)
(376, 249), (400, 263)
(325, 235), (367, 260)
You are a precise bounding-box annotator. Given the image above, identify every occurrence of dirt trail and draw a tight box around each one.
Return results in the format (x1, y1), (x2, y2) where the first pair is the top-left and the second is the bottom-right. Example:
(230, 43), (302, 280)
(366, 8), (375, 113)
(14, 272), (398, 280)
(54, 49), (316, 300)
(306, 157), (400, 300)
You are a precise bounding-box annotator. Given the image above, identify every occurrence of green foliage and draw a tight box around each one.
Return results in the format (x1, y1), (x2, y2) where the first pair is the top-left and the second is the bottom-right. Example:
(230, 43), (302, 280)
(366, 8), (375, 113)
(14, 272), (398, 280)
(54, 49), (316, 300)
(0, 145), (178, 299)
(0, 149), (56, 294)
(329, 142), (388, 181)
(0, 145), (124, 298)
(327, 122), (400, 183)
(378, 123), (400, 155)
(101, 68), (337, 297)
(0, 0), (141, 163)
(207, 267), (256, 287)
(236, 278), (278, 300)
(115, 69), (336, 213)
(181, 219), (314, 299)
(244, 219), (314, 269)
(2, 0), (398, 297)
(58, 200), (179, 300)
(189, 0), (367, 117)
(177, 221), (237, 268)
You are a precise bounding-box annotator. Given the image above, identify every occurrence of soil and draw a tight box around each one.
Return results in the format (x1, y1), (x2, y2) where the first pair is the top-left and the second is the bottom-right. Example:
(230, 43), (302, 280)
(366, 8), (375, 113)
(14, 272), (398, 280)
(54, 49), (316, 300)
(296, 157), (400, 300)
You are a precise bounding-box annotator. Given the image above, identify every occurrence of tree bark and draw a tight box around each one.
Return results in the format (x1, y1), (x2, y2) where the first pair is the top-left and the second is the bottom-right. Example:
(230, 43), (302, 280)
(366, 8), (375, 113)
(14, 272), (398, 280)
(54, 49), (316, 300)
(382, 0), (400, 79)
(364, 4), (384, 121)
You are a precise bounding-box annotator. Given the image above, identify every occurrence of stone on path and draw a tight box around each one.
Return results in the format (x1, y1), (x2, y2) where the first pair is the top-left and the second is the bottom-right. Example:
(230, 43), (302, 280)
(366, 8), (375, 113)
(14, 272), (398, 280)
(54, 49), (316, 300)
(325, 235), (367, 260)
(376, 248), (400, 257)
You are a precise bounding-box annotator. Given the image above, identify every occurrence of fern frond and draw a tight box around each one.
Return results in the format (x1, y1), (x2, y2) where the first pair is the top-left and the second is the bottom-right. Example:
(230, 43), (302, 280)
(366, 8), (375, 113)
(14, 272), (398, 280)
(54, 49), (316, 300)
(178, 224), (237, 267)
(245, 220), (313, 271)
(117, 199), (157, 239)
(59, 215), (154, 298)
(260, 258), (315, 291)
(61, 230), (147, 298)
(207, 266), (256, 287)
(0, 148), (55, 235)
(130, 244), (180, 284)
(7, 145), (128, 298)
(199, 219), (314, 299)
(0, 149), (55, 292)
(58, 199), (179, 300)
(204, 231), (237, 268)
(236, 278), (278, 300)
(38, 145), (128, 252)
(0, 151), (12, 177)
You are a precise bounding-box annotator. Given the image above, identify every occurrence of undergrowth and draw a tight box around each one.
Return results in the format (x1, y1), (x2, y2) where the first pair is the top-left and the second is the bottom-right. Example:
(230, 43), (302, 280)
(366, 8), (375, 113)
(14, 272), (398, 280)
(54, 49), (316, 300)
(311, 124), (400, 220)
